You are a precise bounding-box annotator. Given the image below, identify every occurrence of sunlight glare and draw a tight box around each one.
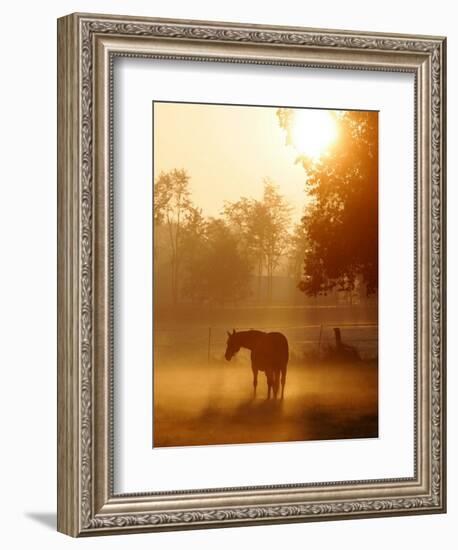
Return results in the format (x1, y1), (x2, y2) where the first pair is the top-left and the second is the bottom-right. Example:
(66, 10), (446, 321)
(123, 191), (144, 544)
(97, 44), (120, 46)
(291, 109), (338, 160)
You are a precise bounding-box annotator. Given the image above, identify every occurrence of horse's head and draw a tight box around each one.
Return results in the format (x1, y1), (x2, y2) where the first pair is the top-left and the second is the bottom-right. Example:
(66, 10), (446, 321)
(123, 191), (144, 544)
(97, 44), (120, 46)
(225, 329), (240, 361)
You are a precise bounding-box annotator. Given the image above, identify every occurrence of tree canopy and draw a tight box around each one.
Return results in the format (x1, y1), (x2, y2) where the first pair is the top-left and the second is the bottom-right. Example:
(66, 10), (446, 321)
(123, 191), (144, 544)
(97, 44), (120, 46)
(277, 109), (379, 296)
(154, 169), (193, 305)
(223, 179), (291, 301)
(154, 169), (254, 306)
(182, 218), (252, 306)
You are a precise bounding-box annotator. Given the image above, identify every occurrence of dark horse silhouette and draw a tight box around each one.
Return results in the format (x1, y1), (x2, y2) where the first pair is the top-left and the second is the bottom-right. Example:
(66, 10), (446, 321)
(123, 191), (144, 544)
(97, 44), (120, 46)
(224, 329), (288, 399)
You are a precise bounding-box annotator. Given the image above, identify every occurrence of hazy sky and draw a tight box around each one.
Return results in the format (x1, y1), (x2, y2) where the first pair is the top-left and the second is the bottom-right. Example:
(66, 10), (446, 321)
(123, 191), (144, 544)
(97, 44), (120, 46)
(153, 102), (308, 222)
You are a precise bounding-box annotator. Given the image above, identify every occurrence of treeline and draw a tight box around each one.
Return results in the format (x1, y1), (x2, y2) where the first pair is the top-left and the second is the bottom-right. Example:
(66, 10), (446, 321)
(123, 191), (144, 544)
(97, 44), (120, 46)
(154, 171), (306, 306)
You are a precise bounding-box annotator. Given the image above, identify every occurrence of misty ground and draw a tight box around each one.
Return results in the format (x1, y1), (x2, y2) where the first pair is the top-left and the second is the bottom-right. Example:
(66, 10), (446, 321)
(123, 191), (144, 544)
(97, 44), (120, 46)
(153, 304), (378, 448)
(153, 314), (378, 447)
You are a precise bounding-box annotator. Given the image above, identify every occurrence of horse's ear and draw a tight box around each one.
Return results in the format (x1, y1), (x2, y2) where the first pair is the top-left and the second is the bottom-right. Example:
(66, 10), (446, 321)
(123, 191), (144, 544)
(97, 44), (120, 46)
(232, 329), (236, 335)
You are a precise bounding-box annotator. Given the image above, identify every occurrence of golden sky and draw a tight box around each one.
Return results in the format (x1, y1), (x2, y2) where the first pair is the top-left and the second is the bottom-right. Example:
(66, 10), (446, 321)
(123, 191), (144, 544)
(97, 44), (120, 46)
(153, 102), (308, 222)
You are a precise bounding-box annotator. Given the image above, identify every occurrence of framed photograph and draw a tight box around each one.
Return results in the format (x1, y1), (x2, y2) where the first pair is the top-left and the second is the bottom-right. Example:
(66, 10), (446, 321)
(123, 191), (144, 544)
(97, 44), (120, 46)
(57, 13), (446, 536)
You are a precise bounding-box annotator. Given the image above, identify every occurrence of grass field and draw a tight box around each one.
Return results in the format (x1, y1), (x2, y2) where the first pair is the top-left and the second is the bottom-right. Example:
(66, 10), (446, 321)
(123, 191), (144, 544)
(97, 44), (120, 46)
(153, 356), (378, 447)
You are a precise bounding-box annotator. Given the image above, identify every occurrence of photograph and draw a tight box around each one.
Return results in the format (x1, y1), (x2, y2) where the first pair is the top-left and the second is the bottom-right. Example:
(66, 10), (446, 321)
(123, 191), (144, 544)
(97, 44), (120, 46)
(152, 101), (379, 448)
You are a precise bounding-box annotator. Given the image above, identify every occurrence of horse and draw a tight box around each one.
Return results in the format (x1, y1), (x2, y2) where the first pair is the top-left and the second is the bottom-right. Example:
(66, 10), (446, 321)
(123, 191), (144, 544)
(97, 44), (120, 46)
(224, 329), (288, 399)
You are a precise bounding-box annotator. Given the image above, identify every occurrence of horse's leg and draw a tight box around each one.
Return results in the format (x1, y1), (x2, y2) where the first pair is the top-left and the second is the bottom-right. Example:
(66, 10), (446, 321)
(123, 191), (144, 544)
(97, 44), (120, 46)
(273, 369), (280, 399)
(280, 366), (287, 399)
(266, 372), (273, 400)
(251, 365), (258, 398)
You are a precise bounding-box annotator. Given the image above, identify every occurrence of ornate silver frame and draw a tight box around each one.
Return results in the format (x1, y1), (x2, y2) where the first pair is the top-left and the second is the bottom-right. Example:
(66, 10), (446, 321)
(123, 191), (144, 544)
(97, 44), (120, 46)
(57, 12), (446, 536)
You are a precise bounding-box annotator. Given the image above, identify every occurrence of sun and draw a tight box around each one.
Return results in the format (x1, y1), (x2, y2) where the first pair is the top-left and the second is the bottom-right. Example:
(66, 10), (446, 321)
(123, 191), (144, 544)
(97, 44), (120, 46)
(290, 109), (338, 160)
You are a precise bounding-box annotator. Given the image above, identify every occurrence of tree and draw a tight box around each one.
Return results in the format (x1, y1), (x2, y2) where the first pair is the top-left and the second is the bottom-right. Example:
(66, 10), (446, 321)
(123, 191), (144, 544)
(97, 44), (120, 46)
(277, 109), (378, 296)
(154, 169), (193, 305)
(223, 196), (264, 299)
(288, 218), (309, 292)
(260, 180), (292, 301)
(182, 219), (252, 305)
(223, 179), (292, 302)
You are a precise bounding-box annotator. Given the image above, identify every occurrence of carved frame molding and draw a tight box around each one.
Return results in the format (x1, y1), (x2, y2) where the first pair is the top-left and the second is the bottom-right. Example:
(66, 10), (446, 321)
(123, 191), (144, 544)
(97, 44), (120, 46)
(57, 13), (446, 536)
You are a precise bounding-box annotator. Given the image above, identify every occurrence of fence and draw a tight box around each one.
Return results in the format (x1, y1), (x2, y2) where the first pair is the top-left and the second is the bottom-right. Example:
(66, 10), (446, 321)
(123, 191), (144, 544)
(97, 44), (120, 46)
(154, 322), (378, 362)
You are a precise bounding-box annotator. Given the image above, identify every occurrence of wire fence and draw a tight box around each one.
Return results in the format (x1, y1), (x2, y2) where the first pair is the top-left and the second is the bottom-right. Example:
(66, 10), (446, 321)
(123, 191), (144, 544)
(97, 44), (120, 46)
(154, 322), (378, 361)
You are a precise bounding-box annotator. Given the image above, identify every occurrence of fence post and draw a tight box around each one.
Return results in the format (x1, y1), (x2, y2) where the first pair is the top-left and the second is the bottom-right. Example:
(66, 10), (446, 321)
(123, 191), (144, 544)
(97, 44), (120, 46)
(207, 327), (212, 363)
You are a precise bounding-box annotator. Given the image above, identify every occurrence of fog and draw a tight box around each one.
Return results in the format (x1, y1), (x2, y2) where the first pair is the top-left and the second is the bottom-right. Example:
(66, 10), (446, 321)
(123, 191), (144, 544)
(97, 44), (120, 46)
(153, 310), (378, 448)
